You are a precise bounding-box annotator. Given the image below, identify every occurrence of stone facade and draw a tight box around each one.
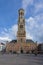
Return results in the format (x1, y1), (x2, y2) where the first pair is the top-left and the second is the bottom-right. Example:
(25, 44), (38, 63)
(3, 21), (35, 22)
(6, 40), (37, 53)
(6, 9), (37, 53)
(17, 9), (26, 53)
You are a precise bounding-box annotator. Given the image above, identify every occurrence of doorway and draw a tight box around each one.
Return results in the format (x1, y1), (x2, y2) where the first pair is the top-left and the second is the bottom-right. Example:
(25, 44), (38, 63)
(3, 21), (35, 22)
(20, 48), (23, 53)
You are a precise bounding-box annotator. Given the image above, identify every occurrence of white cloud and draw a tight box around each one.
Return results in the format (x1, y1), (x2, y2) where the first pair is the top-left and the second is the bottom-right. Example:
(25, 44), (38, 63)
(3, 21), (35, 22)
(34, 2), (43, 14)
(0, 24), (18, 42)
(0, 14), (43, 43)
(10, 24), (18, 36)
(26, 17), (36, 29)
(22, 0), (43, 15)
(22, 0), (33, 14)
(26, 32), (33, 39)
(8, 24), (18, 39)
(26, 14), (43, 42)
(0, 37), (11, 41)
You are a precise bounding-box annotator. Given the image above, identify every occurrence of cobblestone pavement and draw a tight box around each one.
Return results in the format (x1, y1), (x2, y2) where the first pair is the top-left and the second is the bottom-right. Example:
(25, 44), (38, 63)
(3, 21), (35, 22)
(0, 54), (43, 65)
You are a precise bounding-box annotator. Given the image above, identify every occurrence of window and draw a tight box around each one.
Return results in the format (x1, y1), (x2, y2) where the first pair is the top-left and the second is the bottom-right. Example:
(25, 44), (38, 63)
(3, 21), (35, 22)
(20, 25), (23, 28)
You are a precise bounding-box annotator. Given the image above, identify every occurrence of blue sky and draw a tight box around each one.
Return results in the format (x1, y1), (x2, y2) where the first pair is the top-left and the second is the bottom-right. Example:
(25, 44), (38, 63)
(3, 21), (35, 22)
(0, 0), (43, 43)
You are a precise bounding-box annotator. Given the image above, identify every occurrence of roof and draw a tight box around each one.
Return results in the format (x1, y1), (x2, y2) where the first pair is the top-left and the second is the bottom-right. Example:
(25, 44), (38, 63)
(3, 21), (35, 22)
(26, 39), (34, 43)
(10, 39), (34, 44)
(10, 40), (17, 43)
(0, 43), (5, 45)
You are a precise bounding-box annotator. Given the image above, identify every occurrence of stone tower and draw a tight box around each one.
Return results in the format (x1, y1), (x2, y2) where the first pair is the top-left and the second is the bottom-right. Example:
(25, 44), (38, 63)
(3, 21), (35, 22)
(17, 9), (26, 43)
(17, 9), (26, 53)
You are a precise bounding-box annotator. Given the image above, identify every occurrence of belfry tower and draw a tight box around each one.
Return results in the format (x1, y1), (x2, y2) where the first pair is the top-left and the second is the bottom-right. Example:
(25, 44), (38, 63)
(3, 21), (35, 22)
(17, 9), (26, 53)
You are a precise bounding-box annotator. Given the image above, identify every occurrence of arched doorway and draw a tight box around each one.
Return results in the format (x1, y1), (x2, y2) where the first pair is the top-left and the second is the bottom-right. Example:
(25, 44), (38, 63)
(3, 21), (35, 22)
(20, 48), (23, 53)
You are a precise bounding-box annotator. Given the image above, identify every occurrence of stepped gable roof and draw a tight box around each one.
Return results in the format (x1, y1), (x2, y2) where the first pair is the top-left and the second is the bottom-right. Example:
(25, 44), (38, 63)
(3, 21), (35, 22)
(10, 40), (17, 43)
(26, 39), (34, 43)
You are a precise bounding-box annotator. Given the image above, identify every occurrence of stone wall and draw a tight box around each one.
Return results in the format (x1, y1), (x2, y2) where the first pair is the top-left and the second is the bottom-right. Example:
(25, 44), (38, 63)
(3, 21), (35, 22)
(6, 42), (37, 53)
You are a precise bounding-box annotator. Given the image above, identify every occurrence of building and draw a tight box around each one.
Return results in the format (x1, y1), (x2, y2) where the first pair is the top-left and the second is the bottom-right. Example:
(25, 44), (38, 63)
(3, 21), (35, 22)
(0, 43), (5, 52)
(6, 9), (37, 53)
(17, 9), (26, 53)
(37, 43), (43, 54)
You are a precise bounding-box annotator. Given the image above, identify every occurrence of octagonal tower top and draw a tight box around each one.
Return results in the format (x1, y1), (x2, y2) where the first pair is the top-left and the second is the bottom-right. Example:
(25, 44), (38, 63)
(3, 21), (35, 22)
(18, 8), (24, 18)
